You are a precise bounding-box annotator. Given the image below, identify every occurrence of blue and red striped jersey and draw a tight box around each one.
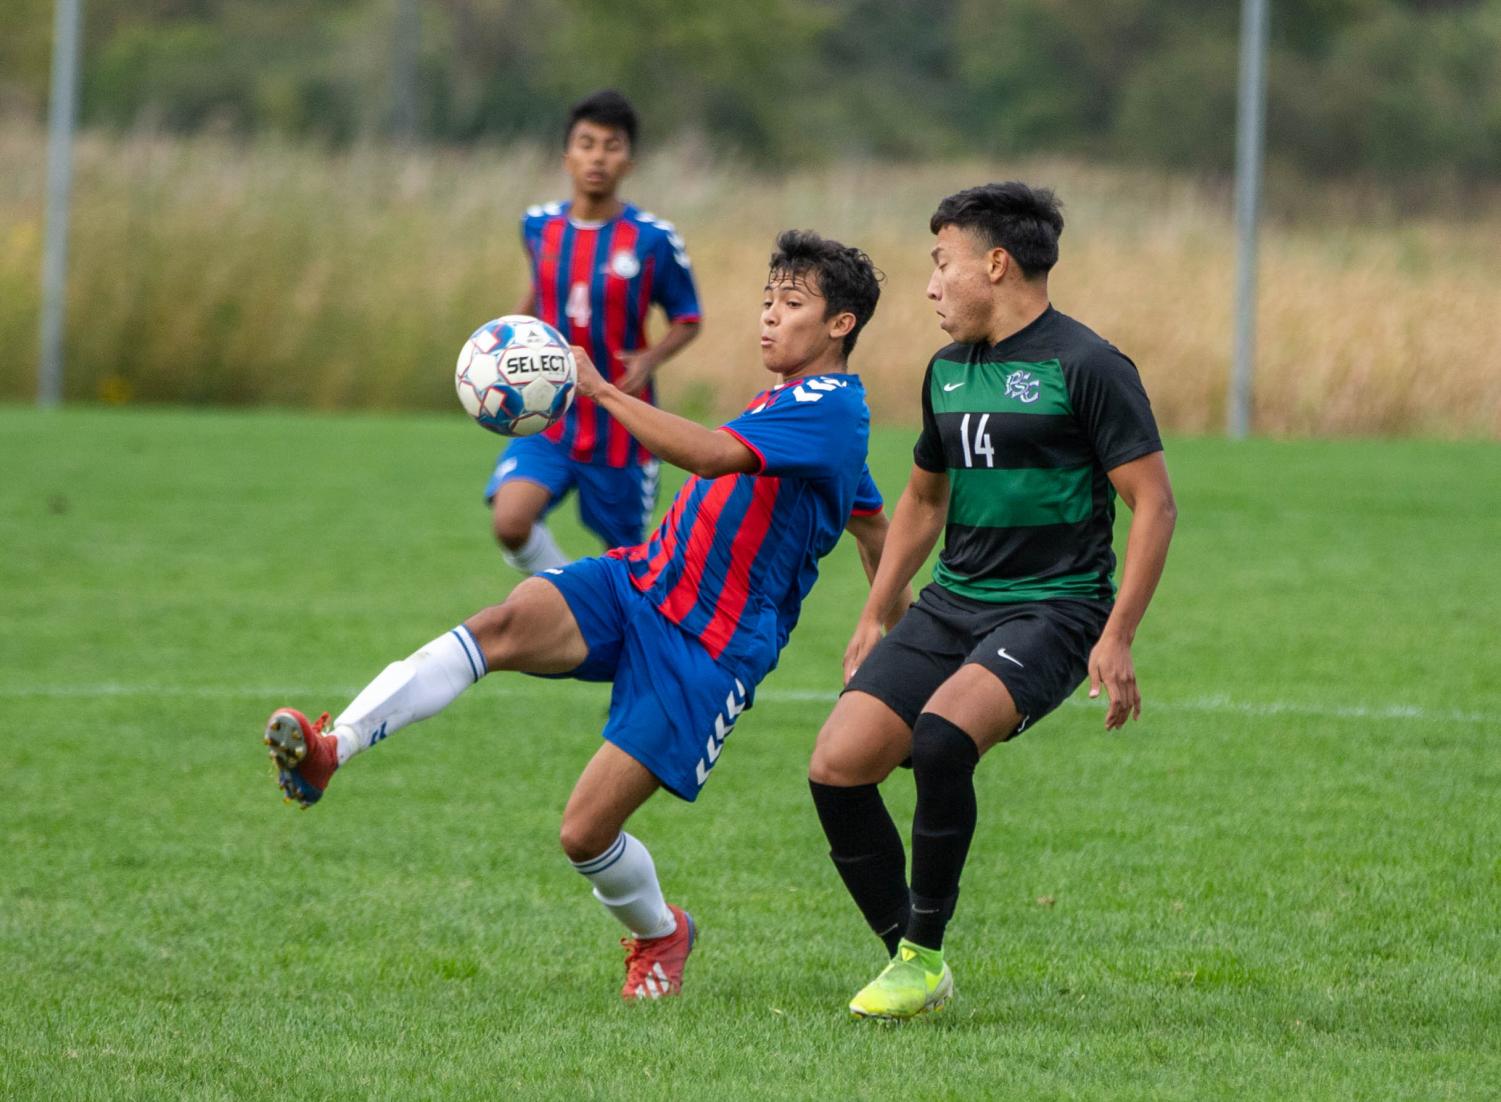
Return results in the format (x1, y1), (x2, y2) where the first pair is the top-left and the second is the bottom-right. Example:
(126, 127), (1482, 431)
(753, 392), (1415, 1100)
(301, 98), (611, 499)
(522, 201), (702, 468)
(610, 374), (883, 683)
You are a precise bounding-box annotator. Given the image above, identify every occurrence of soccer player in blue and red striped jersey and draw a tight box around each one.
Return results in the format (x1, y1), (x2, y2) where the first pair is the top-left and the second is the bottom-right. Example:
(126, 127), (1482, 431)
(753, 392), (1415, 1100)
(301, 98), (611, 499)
(264, 230), (907, 1002)
(487, 90), (703, 574)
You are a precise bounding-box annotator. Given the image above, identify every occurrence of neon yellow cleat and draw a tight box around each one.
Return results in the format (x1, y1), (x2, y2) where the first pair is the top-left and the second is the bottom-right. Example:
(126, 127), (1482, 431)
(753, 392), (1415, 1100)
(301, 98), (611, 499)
(849, 939), (954, 1020)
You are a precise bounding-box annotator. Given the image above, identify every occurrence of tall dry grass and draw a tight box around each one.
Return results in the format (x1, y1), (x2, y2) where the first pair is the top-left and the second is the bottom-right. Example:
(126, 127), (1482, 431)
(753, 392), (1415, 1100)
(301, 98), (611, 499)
(3, 122), (1499, 436)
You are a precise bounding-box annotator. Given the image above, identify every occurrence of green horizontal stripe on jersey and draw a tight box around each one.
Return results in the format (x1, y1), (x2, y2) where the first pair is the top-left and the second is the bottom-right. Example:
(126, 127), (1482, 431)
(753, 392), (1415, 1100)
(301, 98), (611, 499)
(931, 357), (1070, 417)
(946, 464), (1094, 528)
(934, 564), (1111, 603)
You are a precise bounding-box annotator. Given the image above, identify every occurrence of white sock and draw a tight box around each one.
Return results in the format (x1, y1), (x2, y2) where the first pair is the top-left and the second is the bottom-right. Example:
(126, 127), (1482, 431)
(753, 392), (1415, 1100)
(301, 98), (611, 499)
(330, 626), (487, 765)
(571, 833), (676, 939)
(502, 523), (569, 574)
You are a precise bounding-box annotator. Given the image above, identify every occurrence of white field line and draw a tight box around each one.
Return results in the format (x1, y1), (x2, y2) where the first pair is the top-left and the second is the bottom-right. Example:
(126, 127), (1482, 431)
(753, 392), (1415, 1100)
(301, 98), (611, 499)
(0, 682), (1489, 726)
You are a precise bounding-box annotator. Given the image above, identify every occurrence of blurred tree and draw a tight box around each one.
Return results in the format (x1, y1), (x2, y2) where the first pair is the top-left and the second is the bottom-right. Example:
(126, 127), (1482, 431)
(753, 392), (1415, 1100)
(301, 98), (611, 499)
(1322, 3), (1501, 176)
(82, 1), (368, 139)
(1113, 33), (1241, 170)
(2, 0), (1498, 181)
(423, 0), (559, 143)
(952, 0), (1236, 156)
(0, 0), (55, 114)
(816, 0), (962, 157)
(536, 0), (830, 160)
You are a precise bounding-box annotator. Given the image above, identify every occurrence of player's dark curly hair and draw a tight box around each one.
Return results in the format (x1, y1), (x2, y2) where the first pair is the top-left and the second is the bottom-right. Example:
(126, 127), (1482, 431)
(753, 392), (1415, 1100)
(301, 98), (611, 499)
(767, 229), (883, 357)
(930, 182), (1065, 279)
(566, 90), (638, 149)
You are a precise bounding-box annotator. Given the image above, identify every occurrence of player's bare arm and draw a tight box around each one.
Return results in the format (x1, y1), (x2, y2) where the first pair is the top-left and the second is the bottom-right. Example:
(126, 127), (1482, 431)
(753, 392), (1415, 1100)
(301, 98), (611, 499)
(844, 511), (890, 584)
(572, 345), (757, 478)
(1087, 449), (1177, 730)
(843, 464), (949, 682)
(845, 511), (912, 627)
(617, 319), (701, 397)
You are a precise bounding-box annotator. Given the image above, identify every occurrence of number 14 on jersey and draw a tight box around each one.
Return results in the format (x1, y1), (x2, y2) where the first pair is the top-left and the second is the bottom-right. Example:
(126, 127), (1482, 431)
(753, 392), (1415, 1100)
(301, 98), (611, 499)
(958, 412), (994, 468)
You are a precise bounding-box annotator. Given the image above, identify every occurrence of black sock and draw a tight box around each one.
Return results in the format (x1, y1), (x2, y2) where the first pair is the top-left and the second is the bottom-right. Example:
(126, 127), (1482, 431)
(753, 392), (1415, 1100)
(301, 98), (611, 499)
(906, 713), (979, 951)
(809, 780), (909, 955)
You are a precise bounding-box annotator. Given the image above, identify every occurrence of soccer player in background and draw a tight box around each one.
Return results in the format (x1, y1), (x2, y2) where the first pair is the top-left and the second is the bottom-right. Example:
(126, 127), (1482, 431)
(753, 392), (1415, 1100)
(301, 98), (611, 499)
(265, 231), (902, 1001)
(807, 183), (1177, 1019)
(488, 89), (703, 573)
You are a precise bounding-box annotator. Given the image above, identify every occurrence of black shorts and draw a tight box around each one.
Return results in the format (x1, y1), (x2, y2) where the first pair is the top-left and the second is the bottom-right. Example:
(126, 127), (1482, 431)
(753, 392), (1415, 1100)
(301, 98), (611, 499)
(845, 583), (1111, 736)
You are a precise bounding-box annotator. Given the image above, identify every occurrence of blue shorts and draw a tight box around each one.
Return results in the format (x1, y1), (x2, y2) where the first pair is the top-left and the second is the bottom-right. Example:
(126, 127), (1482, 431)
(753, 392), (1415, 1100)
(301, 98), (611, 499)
(536, 555), (756, 803)
(484, 435), (659, 551)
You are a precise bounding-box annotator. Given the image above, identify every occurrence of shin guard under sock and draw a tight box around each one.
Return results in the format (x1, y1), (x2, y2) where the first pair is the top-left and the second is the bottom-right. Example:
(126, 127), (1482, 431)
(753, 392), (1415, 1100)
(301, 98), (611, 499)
(809, 780), (910, 955)
(906, 713), (979, 950)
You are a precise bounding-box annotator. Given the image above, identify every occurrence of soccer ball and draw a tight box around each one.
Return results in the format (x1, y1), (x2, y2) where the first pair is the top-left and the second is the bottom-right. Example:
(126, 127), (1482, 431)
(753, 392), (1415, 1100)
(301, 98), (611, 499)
(455, 315), (576, 436)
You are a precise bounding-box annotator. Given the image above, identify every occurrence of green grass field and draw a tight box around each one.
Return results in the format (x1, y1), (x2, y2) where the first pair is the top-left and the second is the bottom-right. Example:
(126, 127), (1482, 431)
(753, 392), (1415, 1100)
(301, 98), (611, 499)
(3, 406), (1498, 1100)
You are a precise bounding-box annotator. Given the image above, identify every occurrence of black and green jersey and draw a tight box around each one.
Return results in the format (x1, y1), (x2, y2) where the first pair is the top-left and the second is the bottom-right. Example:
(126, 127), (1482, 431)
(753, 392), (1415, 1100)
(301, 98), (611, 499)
(913, 306), (1162, 604)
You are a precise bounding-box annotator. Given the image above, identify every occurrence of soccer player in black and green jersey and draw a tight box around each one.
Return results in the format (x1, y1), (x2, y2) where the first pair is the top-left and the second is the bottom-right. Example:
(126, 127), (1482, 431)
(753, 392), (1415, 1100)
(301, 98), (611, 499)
(808, 182), (1178, 1019)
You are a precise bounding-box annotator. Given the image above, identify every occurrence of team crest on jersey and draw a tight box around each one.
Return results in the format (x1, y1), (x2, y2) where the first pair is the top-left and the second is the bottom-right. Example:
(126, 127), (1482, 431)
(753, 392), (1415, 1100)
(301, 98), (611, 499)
(1004, 370), (1041, 404)
(609, 250), (641, 279)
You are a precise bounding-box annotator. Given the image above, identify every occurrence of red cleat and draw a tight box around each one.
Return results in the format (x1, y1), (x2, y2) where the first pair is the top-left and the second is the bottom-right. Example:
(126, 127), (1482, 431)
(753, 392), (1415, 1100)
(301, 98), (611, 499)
(264, 707), (339, 808)
(620, 904), (696, 1000)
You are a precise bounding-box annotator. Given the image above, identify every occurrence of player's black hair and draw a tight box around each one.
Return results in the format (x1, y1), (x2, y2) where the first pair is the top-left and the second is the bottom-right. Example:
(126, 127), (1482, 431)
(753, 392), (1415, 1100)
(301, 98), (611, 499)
(767, 229), (883, 357)
(930, 182), (1064, 279)
(565, 90), (639, 150)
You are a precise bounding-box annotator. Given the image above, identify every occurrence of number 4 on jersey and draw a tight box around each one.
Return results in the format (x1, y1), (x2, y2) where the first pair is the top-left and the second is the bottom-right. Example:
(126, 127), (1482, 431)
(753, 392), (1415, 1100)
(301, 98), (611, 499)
(959, 412), (994, 468)
(566, 281), (591, 329)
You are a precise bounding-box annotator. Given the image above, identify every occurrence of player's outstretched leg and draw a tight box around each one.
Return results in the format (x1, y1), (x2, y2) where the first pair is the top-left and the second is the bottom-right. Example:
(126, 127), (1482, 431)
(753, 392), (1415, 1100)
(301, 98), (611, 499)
(261, 625), (485, 808)
(263, 577), (587, 808)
